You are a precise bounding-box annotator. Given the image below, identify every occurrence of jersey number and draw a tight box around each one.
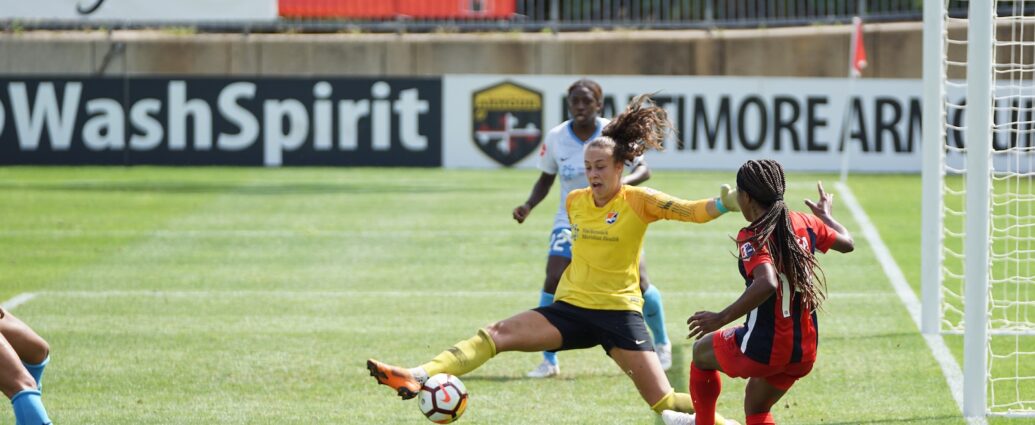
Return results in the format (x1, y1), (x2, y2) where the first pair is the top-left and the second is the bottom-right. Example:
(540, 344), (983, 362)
(777, 272), (792, 318)
(551, 229), (572, 253)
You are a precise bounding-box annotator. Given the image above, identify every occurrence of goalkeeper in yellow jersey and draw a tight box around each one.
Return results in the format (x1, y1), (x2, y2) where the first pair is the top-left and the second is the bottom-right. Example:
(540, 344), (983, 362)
(367, 94), (741, 423)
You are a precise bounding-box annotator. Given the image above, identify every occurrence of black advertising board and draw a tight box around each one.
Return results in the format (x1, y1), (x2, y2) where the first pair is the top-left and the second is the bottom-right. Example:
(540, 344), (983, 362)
(0, 77), (442, 166)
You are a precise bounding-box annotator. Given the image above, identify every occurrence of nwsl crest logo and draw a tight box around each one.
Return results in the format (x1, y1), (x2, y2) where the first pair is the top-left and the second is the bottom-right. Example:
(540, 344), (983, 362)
(740, 243), (756, 259)
(605, 211), (619, 224)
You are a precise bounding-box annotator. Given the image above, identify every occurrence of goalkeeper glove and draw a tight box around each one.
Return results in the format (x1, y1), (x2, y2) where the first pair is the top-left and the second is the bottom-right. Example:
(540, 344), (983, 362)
(717, 184), (741, 213)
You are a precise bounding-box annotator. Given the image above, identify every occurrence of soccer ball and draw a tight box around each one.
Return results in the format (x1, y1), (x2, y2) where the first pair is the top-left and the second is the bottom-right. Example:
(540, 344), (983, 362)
(417, 373), (468, 424)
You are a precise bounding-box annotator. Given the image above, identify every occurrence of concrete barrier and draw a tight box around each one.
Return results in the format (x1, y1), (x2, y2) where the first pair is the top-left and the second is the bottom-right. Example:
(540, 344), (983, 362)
(0, 22), (933, 78)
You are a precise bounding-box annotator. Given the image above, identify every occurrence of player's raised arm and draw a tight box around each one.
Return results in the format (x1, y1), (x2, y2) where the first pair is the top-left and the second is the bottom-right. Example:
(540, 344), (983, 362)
(804, 181), (854, 253)
(626, 186), (734, 224)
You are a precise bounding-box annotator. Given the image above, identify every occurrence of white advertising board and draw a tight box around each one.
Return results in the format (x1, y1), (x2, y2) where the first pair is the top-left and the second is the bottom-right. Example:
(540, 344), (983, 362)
(444, 75), (925, 172)
(3, 0), (277, 22)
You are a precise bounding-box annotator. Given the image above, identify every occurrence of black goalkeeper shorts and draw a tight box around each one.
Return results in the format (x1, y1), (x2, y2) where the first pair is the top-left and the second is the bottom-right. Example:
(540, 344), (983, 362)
(533, 301), (655, 355)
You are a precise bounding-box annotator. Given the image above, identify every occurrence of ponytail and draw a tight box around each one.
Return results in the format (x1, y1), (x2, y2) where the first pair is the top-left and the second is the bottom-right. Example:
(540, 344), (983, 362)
(587, 94), (671, 163)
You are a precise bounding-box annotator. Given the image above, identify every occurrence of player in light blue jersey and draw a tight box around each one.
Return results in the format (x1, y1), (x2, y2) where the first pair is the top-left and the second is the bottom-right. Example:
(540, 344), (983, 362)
(0, 307), (52, 425)
(512, 79), (674, 377)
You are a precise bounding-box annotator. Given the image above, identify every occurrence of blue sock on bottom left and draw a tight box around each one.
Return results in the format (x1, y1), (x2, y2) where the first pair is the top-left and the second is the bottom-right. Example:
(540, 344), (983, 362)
(538, 291), (558, 366)
(23, 355), (49, 391)
(642, 285), (670, 345)
(12, 389), (51, 425)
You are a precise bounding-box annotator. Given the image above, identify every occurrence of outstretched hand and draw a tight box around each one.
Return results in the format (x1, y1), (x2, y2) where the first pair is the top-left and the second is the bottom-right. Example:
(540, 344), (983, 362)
(804, 181), (834, 218)
(687, 310), (725, 340)
(719, 184), (741, 212)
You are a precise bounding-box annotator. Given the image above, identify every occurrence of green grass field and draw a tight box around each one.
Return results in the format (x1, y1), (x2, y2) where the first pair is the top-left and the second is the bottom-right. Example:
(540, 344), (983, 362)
(0, 167), (1028, 424)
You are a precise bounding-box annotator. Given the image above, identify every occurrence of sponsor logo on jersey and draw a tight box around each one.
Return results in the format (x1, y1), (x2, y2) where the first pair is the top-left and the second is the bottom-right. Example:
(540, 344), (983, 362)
(605, 211), (619, 224)
(740, 243), (755, 259)
(471, 81), (543, 167)
(560, 163), (582, 181)
(796, 235), (810, 251)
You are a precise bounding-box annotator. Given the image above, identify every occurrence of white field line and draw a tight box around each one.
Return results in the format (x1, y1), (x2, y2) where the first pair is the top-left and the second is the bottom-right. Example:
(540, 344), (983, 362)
(1, 293), (37, 310)
(31, 289), (892, 300)
(835, 182), (983, 425)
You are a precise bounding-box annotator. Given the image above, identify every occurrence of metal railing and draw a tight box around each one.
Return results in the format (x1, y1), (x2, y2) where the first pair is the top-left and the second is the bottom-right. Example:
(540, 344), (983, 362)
(518, 0), (917, 29)
(0, 0), (1008, 33)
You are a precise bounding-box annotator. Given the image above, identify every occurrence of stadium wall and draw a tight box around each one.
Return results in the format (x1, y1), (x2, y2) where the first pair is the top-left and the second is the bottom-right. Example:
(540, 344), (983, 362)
(0, 22), (983, 171)
(0, 22), (926, 78)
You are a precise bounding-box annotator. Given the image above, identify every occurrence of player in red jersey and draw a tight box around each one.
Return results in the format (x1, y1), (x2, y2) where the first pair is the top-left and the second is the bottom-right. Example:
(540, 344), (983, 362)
(661, 159), (855, 425)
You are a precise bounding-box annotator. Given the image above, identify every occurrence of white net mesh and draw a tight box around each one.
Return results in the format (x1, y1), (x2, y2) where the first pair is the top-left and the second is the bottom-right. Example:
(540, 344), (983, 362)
(941, 0), (1035, 416)
(941, 0), (969, 333)
(987, 2), (1035, 415)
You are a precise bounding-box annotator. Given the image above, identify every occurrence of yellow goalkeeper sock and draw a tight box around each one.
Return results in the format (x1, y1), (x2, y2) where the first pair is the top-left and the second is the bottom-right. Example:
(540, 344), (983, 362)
(651, 391), (730, 424)
(651, 390), (694, 414)
(420, 328), (497, 377)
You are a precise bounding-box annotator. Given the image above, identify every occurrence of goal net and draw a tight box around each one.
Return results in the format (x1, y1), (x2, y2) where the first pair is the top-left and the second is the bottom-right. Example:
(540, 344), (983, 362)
(924, 0), (1035, 418)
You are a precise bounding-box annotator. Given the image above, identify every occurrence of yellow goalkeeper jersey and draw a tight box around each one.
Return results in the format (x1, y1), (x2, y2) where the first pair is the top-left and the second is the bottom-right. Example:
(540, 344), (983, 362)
(555, 185), (718, 312)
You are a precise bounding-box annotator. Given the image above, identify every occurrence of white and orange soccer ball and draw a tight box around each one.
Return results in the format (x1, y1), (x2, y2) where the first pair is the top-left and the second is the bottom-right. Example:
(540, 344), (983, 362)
(417, 373), (468, 424)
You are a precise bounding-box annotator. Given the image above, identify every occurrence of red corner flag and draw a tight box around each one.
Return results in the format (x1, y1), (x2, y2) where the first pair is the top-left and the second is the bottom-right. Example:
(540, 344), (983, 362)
(850, 16), (868, 77)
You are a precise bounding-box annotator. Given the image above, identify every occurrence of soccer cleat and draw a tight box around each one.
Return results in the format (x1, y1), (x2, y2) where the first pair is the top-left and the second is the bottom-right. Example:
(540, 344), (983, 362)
(525, 360), (559, 378)
(661, 410), (695, 425)
(656, 343), (673, 371)
(366, 359), (421, 400)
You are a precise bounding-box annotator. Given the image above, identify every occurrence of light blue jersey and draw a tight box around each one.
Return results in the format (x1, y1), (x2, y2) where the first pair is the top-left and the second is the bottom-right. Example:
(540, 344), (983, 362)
(537, 117), (643, 231)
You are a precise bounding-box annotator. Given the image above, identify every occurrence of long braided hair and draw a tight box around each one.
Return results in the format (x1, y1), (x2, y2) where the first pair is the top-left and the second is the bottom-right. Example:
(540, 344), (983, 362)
(586, 94), (670, 162)
(736, 159), (827, 311)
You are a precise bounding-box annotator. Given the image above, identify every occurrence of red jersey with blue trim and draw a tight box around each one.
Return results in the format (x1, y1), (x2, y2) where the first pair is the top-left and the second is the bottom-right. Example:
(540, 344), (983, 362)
(735, 211), (837, 366)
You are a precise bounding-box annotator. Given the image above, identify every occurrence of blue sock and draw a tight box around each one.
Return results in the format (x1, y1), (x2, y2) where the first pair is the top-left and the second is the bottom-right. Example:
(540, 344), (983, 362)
(22, 355), (49, 392)
(538, 291), (558, 366)
(11, 389), (51, 425)
(642, 285), (670, 346)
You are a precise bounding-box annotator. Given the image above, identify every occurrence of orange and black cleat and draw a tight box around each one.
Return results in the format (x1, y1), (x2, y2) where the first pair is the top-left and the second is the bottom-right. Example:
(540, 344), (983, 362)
(366, 359), (421, 400)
